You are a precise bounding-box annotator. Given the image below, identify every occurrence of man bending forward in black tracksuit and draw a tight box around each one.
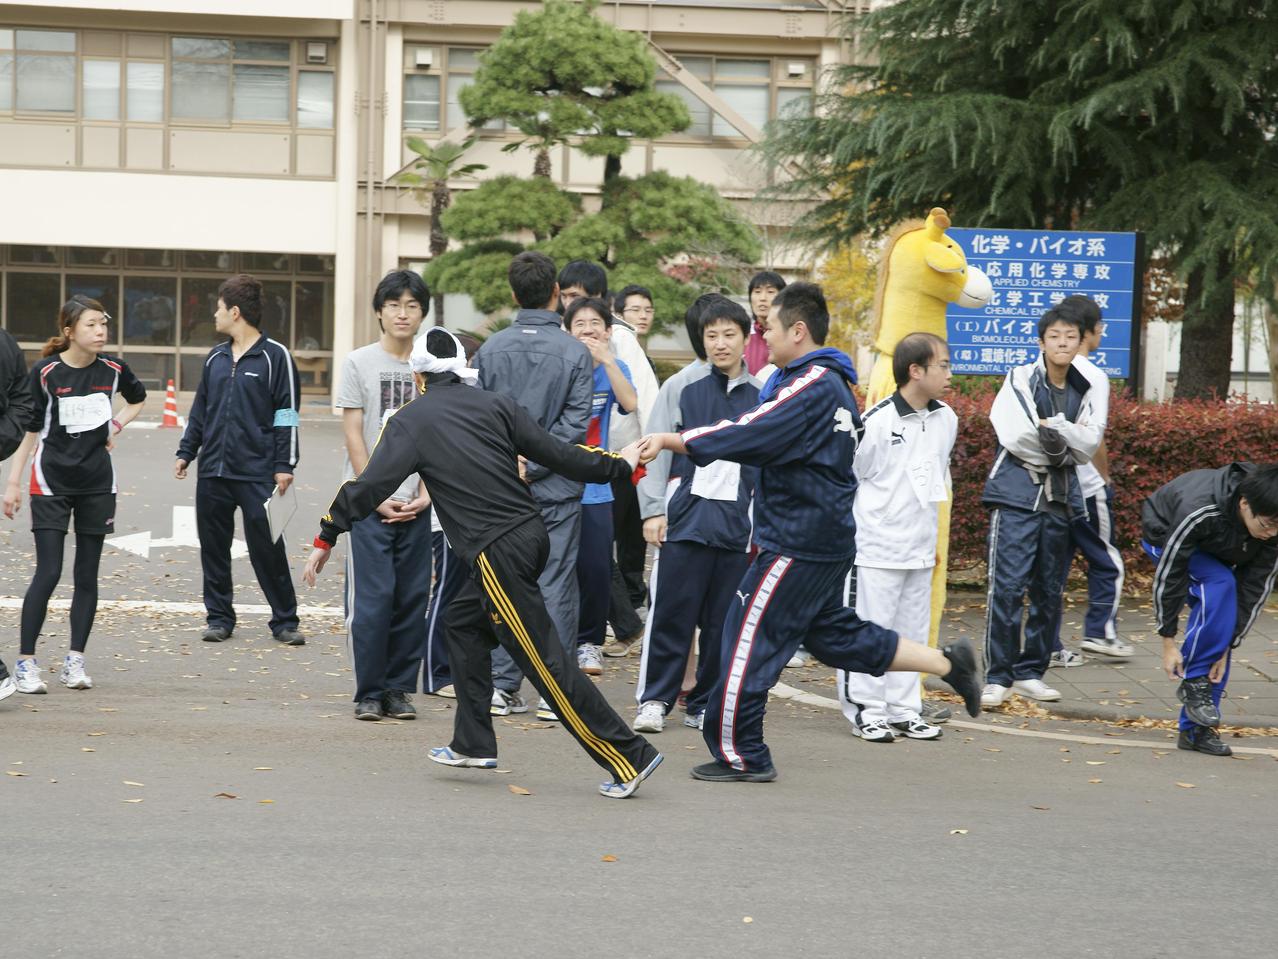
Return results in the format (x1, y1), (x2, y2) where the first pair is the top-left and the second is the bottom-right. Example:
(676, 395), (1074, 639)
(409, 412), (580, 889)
(303, 328), (662, 799)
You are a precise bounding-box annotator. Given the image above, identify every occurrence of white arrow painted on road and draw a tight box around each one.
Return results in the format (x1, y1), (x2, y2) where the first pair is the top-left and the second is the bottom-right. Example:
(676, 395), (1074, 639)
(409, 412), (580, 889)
(107, 505), (248, 560)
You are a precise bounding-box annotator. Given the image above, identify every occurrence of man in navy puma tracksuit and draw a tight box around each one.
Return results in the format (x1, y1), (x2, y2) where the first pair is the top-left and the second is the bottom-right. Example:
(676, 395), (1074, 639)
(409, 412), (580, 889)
(640, 283), (982, 781)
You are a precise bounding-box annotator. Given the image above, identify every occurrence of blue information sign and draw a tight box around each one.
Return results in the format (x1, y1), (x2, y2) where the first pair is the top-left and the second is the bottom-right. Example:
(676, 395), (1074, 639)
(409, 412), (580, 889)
(945, 228), (1140, 378)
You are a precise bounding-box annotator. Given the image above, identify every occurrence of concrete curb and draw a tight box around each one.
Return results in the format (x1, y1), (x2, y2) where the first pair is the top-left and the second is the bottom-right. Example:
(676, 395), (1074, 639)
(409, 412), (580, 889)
(771, 678), (1278, 730)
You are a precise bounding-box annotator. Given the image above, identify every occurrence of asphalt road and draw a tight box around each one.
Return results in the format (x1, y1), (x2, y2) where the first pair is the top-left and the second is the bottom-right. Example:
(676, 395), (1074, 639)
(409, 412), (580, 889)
(2, 419), (1276, 959)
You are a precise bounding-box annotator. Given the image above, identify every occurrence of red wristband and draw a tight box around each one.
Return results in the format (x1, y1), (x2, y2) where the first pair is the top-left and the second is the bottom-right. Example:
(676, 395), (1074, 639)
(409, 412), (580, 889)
(111, 418), (123, 432)
(313, 536), (332, 550)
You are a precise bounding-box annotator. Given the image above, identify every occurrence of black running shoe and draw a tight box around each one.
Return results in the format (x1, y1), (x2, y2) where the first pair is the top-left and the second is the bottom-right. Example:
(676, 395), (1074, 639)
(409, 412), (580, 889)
(940, 640), (982, 717)
(273, 628), (306, 647)
(1177, 676), (1221, 728)
(201, 626), (232, 642)
(1178, 724), (1231, 757)
(689, 760), (777, 783)
(355, 697), (384, 721)
(382, 690), (416, 720)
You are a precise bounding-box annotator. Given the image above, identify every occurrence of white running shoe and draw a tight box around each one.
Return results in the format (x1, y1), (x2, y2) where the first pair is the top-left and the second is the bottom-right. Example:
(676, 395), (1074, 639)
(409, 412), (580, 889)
(1080, 637), (1134, 658)
(489, 689), (529, 716)
(851, 717), (895, 743)
(683, 711), (704, 730)
(535, 698), (559, 722)
(0, 674), (14, 703)
(427, 746), (497, 769)
(633, 700), (665, 733)
(1012, 678), (1062, 702)
(1049, 648), (1085, 668)
(980, 683), (1011, 707)
(59, 653), (93, 690)
(577, 643), (603, 676)
(15, 659), (48, 695)
(785, 648), (810, 668)
(889, 715), (943, 740)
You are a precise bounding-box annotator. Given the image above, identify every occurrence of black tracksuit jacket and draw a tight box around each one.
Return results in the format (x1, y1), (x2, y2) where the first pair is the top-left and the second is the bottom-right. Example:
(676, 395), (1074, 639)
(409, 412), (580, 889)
(317, 374), (632, 565)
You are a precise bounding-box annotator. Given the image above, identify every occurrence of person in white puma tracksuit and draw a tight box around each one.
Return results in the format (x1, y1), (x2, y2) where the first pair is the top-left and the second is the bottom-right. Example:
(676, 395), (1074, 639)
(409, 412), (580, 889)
(838, 332), (957, 743)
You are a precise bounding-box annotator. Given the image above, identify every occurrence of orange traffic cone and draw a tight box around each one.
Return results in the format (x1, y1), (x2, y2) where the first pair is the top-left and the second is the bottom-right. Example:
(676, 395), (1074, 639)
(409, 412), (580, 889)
(161, 379), (180, 428)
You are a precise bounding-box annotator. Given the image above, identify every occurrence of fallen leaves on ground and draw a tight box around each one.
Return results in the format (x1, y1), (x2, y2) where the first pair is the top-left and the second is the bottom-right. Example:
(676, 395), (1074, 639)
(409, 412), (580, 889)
(1175, 782), (1196, 789)
(213, 792), (238, 799)
(601, 854), (617, 862)
(508, 785), (532, 796)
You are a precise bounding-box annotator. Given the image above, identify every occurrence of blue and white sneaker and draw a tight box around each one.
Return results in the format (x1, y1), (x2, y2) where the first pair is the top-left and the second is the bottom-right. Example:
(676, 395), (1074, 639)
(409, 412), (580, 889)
(15, 659), (47, 695)
(428, 746), (497, 769)
(598, 752), (663, 799)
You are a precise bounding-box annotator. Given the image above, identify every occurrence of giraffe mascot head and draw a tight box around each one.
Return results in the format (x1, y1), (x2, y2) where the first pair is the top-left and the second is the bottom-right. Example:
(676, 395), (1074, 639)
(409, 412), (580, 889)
(862, 207), (991, 652)
(864, 207), (992, 405)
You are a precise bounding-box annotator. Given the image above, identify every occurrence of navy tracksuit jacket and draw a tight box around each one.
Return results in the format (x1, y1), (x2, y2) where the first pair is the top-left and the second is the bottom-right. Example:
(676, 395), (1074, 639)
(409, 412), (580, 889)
(637, 366), (759, 717)
(177, 334), (301, 635)
(682, 349), (898, 772)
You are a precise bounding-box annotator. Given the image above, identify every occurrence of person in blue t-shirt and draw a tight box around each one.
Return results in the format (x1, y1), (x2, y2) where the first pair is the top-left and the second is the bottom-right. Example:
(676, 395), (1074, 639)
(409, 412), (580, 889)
(566, 297), (636, 677)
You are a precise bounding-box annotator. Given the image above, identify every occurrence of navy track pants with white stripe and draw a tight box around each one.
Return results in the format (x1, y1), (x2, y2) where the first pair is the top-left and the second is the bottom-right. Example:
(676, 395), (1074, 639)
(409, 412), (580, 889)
(420, 530), (457, 693)
(702, 551), (898, 772)
(1142, 541), (1235, 731)
(1054, 486), (1125, 651)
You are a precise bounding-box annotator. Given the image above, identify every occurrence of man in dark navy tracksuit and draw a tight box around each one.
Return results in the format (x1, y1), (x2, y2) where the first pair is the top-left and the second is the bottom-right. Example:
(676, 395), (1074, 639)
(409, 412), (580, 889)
(640, 283), (982, 781)
(176, 274), (303, 645)
(634, 299), (759, 732)
(1142, 463), (1278, 756)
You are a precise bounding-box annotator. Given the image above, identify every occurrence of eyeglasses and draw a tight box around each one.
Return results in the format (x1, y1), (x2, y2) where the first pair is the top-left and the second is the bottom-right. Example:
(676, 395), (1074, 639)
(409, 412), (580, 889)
(623, 306), (655, 316)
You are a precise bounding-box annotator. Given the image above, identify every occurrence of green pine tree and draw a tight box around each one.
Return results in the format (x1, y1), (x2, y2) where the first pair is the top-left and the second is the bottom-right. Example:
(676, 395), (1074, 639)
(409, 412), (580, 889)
(761, 0), (1278, 399)
(459, 0), (691, 179)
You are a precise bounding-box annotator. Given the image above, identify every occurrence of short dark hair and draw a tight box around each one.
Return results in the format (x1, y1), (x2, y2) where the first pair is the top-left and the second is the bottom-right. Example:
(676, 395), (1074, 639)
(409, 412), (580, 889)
(1055, 294), (1102, 335)
(564, 296), (613, 330)
(558, 260), (608, 298)
(701, 298), (751, 338)
(748, 270), (787, 295)
(1239, 465), (1278, 519)
(509, 251), (558, 309)
(1037, 305), (1085, 339)
(425, 326), (458, 359)
(772, 282), (830, 345)
(614, 284), (653, 315)
(893, 332), (948, 388)
(685, 293), (731, 361)
(218, 273), (263, 328)
(373, 270), (430, 316)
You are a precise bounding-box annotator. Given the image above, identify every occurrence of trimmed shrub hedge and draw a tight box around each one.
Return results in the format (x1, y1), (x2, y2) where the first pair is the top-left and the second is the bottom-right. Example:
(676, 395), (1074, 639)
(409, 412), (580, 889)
(941, 384), (1278, 591)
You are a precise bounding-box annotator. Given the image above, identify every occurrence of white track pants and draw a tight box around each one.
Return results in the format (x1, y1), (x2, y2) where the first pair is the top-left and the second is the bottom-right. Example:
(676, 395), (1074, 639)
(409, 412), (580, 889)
(837, 565), (932, 726)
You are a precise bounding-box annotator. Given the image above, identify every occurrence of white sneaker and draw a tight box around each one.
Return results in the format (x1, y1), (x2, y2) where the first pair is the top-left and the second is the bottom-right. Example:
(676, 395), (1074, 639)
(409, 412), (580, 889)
(980, 683), (1011, 707)
(785, 648), (810, 668)
(1012, 678), (1062, 702)
(489, 689), (529, 716)
(0, 674), (14, 703)
(633, 700), (665, 733)
(577, 643), (603, 676)
(535, 698), (559, 722)
(59, 653), (93, 690)
(427, 746), (497, 769)
(683, 711), (704, 730)
(15, 659), (48, 695)
(851, 717), (895, 742)
(1049, 648), (1085, 668)
(1080, 637), (1134, 658)
(889, 715), (943, 740)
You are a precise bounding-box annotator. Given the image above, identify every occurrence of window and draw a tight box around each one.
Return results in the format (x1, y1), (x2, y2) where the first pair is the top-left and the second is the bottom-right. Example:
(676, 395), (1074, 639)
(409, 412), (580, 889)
(656, 54), (815, 140)
(404, 46), (502, 134)
(126, 61), (163, 121)
(171, 59), (229, 121)
(0, 30), (12, 111)
(178, 276), (221, 347)
(297, 71), (333, 129)
(5, 273), (61, 341)
(67, 275), (120, 327)
(123, 276), (176, 346)
(14, 29), (76, 113)
(83, 59), (120, 120)
(233, 64), (289, 122)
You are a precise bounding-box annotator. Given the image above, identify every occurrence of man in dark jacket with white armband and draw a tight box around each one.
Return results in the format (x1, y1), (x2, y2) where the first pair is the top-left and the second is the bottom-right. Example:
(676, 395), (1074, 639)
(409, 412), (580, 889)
(303, 328), (662, 800)
(0, 326), (34, 701)
(1141, 463), (1278, 756)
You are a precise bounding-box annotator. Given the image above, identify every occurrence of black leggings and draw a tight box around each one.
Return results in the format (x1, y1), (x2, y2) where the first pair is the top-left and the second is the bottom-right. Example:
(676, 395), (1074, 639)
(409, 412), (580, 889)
(19, 529), (105, 656)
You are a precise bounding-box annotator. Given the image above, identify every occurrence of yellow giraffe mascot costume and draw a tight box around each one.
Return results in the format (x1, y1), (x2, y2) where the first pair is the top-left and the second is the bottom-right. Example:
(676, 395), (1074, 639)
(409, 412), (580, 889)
(865, 207), (991, 649)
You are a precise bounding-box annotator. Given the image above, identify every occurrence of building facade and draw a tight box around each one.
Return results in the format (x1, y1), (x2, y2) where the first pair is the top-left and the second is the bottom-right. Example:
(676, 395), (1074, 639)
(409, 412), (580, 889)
(0, 0), (854, 399)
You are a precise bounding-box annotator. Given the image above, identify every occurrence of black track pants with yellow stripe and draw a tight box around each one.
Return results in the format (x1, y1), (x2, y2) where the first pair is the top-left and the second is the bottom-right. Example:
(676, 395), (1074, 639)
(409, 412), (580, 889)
(445, 518), (659, 784)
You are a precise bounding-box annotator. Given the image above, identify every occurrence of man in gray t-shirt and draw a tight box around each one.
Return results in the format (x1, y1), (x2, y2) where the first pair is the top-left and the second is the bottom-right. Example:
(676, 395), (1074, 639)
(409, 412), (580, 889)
(334, 270), (436, 722)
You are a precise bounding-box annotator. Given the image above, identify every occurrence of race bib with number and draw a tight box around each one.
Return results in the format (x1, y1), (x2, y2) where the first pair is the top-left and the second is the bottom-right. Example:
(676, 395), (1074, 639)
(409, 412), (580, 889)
(58, 393), (113, 434)
(690, 459), (741, 502)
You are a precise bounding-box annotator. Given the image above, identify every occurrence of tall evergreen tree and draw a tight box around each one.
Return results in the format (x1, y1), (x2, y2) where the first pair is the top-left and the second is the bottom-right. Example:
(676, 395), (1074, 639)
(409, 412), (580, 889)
(459, 0), (690, 180)
(762, 0), (1278, 398)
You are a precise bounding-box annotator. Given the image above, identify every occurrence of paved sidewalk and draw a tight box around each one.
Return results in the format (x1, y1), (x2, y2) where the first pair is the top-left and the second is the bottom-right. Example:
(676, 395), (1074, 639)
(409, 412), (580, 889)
(783, 591), (1278, 729)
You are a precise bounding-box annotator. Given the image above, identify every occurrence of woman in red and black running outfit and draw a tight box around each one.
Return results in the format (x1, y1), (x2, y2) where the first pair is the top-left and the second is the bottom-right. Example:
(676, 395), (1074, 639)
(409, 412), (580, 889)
(3, 295), (147, 694)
